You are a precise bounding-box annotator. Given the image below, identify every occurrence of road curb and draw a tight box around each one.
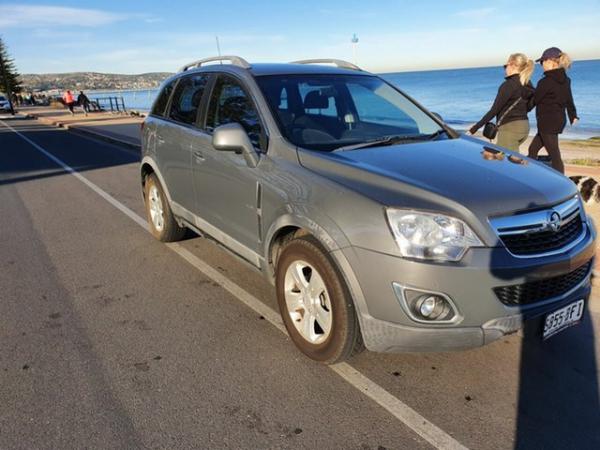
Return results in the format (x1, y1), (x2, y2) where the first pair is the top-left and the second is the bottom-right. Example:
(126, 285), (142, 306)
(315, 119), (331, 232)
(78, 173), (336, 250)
(67, 126), (141, 151)
(27, 113), (141, 151)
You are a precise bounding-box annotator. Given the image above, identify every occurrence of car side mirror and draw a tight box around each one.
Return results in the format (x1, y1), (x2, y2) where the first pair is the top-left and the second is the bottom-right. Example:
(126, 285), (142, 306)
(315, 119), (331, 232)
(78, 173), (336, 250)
(212, 123), (259, 168)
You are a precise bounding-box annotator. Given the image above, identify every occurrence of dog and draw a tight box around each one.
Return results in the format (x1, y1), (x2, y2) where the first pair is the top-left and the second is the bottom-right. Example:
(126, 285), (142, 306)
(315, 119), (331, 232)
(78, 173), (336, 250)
(570, 176), (600, 203)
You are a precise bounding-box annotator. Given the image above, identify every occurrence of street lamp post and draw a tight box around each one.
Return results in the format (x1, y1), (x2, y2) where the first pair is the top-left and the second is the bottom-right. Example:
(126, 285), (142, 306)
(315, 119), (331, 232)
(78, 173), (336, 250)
(351, 33), (359, 66)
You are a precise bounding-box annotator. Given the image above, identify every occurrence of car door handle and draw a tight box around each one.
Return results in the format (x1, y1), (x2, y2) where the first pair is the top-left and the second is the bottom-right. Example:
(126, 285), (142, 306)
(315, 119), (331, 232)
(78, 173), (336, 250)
(194, 151), (205, 162)
(156, 135), (165, 144)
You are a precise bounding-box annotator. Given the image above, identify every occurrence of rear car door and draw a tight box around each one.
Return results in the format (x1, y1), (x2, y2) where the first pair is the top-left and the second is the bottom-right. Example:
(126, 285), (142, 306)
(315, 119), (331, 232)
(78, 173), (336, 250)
(159, 73), (211, 210)
(146, 78), (176, 175)
(192, 74), (266, 258)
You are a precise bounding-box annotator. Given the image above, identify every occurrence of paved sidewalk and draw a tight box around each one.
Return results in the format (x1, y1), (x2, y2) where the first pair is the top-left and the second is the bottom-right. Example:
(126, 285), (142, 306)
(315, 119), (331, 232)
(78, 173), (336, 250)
(19, 106), (142, 149)
(566, 164), (600, 178)
(0, 113), (30, 120)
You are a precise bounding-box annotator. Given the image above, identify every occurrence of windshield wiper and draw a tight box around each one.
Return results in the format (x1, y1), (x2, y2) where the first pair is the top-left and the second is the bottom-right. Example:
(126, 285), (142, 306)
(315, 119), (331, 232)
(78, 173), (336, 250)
(334, 135), (417, 152)
(333, 129), (449, 152)
(424, 129), (448, 140)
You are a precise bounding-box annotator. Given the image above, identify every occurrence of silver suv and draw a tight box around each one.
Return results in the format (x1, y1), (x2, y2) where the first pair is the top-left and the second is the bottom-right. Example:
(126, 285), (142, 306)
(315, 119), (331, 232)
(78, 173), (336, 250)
(141, 56), (596, 363)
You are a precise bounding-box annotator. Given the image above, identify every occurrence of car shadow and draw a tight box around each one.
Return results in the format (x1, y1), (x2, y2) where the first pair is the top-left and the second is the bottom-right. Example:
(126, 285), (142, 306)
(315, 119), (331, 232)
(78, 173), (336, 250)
(0, 122), (140, 186)
(488, 215), (600, 449)
(515, 311), (600, 449)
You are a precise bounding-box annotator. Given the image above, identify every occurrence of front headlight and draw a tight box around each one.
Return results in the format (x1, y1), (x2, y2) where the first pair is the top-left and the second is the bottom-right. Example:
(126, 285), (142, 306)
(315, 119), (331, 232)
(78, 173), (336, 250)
(386, 209), (483, 261)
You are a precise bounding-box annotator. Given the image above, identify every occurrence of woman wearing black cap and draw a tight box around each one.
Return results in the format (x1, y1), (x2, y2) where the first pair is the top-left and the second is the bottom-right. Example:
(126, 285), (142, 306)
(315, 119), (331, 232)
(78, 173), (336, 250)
(468, 53), (535, 151)
(528, 47), (579, 174)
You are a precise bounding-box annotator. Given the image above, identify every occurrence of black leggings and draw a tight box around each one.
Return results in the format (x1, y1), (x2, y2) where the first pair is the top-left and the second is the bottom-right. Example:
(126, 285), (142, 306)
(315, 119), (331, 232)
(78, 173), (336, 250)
(528, 133), (563, 174)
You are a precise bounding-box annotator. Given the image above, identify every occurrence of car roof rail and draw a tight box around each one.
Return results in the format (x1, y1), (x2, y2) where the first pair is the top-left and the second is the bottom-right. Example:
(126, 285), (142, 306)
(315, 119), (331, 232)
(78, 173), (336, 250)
(179, 55), (251, 72)
(290, 59), (362, 71)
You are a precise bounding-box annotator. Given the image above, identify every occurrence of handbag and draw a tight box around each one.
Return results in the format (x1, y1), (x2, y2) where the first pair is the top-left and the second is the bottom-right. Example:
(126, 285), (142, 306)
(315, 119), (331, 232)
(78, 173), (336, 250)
(482, 97), (522, 140)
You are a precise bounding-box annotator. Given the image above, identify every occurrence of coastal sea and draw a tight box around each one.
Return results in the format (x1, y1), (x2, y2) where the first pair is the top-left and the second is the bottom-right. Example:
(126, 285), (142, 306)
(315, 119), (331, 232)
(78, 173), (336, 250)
(89, 59), (600, 140)
(382, 59), (600, 140)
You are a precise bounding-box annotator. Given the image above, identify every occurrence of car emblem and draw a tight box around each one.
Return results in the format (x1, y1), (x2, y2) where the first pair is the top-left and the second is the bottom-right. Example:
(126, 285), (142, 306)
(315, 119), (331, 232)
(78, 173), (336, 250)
(547, 211), (561, 232)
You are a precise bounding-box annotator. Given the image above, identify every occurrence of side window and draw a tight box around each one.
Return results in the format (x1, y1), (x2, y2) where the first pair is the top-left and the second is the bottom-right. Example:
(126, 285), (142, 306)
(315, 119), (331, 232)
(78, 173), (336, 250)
(279, 87), (288, 110)
(206, 75), (264, 149)
(168, 74), (210, 126)
(151, 79), (176, 117)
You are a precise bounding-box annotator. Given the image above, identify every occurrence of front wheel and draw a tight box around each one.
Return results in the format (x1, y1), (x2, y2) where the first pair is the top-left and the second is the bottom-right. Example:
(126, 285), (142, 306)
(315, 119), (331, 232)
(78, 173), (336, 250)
(275, 237), (363, 364)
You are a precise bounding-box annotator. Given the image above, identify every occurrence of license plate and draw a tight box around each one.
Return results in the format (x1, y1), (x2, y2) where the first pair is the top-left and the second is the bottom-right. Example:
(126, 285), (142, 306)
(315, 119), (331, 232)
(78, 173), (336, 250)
(543, 299), (584, 340)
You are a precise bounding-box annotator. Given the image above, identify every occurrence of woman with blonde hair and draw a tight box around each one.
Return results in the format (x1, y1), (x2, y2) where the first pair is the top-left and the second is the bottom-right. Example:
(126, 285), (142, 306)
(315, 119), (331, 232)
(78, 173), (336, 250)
(527, 47), (578, 174)
(469, 53), (535, 150)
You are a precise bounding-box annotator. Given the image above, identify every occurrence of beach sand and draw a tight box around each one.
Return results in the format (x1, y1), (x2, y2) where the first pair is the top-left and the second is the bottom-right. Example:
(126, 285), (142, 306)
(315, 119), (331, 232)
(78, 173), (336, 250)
(557, 137), (600, 164)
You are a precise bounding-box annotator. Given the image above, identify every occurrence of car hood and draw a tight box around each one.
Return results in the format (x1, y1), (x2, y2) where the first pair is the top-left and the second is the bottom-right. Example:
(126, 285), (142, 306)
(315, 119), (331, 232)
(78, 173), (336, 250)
(297, 137), (577, 220)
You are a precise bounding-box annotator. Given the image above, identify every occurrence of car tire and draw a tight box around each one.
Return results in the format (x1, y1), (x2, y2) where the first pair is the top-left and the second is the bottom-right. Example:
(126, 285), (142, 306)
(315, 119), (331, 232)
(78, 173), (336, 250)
(144, 173), (185, 242)
(275, 236), (363, 364)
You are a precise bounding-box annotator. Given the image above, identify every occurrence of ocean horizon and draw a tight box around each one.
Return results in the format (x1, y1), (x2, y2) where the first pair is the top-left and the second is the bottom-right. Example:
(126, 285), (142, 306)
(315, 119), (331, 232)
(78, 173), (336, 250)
(89, 59), (600, 140)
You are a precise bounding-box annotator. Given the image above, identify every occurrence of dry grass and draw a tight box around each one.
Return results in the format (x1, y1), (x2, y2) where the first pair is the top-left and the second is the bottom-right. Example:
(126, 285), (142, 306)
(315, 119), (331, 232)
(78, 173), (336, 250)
(565, 158), (600, 167)
(561, 137), (600, 150)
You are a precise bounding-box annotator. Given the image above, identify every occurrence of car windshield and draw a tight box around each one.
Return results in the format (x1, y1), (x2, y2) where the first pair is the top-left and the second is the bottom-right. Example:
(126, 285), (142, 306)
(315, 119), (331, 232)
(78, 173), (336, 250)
(256, 74), (446, 152)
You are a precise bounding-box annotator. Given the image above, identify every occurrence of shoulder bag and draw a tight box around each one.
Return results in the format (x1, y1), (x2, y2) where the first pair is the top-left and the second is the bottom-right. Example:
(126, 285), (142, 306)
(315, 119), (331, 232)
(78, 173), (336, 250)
(483, 97), (522, 140)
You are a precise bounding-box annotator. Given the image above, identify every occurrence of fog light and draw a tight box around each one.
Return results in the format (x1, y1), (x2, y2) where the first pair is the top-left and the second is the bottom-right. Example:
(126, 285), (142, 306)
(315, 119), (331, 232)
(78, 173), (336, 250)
(392, 283), (461, 324)
(419, 296), (437, 317)
(415, 295), (447, 320)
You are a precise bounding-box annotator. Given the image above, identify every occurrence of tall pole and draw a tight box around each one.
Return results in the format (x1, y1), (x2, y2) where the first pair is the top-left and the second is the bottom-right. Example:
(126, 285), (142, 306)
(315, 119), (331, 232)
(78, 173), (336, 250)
(351, 33), (359, 66)
(215, 36), (222, 62)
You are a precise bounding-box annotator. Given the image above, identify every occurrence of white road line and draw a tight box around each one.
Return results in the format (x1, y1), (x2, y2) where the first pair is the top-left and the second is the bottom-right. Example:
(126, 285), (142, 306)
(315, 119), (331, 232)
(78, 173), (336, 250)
(2, 119), (468, 450)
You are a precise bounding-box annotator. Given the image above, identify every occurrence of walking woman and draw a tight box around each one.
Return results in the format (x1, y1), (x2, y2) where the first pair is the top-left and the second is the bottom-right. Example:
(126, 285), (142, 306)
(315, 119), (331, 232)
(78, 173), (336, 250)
(528, 47), (578, 174)
(469, 53), (535, 151)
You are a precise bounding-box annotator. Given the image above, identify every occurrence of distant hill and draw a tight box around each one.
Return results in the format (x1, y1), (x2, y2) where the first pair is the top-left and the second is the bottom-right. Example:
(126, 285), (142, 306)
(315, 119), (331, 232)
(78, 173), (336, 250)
(19, 72), (174, 92)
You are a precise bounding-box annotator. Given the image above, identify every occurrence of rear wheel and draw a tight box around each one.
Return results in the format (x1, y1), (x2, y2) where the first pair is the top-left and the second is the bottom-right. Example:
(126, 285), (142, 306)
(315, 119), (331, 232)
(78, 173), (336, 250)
(275, 236), (363, 364)
(144, 173), (185, 242)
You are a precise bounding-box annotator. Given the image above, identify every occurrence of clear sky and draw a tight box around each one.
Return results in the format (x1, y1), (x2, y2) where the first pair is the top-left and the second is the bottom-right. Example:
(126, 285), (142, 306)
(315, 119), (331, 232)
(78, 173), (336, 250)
(1, 0), (600, 74)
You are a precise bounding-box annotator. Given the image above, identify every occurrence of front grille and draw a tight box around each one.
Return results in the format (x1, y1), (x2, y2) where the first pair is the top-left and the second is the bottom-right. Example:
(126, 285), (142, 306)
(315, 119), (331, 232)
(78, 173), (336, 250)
(490, 196), (586, 257)
(500, 215), (583, 255)
(494, 260), (592, 306)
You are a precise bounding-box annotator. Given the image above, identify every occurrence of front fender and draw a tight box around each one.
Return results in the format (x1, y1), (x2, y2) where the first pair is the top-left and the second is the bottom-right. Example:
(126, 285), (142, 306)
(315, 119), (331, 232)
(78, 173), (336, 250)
(140, 156), (174, 204)
(263, 204), (352, 258)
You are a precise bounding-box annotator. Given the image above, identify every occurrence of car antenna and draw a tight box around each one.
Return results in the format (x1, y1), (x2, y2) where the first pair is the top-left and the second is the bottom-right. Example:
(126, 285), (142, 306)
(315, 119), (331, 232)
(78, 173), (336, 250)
(215, 36), (222, 63)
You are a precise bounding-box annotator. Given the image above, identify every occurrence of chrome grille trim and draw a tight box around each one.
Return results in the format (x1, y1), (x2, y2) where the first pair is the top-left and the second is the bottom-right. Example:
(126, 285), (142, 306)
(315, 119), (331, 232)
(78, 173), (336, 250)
(489, 196), (587, 258)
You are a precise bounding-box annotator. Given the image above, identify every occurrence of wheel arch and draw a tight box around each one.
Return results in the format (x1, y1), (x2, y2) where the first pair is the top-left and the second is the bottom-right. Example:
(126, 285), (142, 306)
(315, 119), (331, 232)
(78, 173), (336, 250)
(263, 211), (351, 283)
(140, 156), (173, 203)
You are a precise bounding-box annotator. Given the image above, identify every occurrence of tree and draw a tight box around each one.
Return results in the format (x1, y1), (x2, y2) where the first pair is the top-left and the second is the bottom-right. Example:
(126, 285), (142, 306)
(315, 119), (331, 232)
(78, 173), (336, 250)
(0, 37), (22, 115)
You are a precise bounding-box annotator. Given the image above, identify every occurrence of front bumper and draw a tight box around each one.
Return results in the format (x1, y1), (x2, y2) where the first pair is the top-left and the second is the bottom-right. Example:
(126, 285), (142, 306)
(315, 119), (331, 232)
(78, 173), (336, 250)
(334, 220), (595, 353)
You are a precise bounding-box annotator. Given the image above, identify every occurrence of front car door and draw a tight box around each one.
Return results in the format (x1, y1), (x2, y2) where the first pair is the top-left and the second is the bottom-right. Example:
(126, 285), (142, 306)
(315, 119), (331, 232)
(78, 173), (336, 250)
(192, 74), (266, 260)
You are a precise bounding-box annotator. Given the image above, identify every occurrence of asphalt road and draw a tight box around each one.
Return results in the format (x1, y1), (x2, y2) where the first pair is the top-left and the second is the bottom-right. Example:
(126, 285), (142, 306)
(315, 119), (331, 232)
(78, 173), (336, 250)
(1, 118), (599, 450)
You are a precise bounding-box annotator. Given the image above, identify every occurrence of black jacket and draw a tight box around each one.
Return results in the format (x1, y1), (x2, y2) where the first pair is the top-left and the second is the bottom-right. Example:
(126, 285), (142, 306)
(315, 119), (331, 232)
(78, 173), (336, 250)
(77, 93), (90, 106)
(470, 74), (534, 134)
(534, 68), (578, 134)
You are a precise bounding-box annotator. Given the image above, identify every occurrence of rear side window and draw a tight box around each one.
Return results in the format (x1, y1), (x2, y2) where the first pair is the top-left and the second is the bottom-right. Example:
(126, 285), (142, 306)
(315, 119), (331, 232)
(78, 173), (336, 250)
(206, 75), (264, 149)
(168, 74), (211, 126)
(151, 79), (176, 117)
